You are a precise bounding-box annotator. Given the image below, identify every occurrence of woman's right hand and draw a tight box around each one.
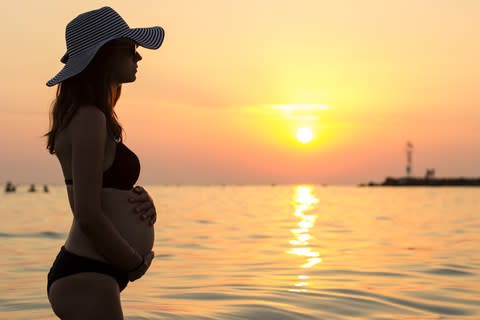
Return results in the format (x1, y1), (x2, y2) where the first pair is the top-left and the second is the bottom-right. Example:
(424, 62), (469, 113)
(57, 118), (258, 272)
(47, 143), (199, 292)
(129, 186), (157, 226)
(127, 251), (154, 281)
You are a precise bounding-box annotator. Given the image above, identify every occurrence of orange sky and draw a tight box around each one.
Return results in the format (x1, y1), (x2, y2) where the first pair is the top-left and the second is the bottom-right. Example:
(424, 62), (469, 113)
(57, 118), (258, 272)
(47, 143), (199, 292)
(0, 0), (479, 185)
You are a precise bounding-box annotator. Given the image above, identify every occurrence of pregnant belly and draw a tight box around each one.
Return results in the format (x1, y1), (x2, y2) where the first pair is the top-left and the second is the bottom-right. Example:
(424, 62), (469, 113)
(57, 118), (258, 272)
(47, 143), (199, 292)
(101, 188), (155, 256)
(65, 188), (155, 261)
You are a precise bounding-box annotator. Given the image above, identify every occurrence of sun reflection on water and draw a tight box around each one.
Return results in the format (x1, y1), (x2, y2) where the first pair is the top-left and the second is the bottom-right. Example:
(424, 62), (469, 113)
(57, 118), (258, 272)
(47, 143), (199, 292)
(288, 185), (321, 292)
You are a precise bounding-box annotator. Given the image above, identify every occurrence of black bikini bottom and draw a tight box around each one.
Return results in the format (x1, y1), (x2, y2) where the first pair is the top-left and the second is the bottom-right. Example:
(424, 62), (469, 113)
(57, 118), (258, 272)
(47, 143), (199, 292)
(47, 246), (129, 294)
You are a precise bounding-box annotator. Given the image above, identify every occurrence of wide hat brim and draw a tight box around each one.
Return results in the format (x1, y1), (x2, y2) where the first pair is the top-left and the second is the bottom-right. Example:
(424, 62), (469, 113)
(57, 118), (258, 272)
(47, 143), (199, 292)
(46, 26), (164, 87)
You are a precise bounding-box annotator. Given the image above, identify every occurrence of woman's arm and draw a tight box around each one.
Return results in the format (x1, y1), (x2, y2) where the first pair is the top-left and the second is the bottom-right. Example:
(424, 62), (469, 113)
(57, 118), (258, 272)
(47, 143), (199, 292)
(70, 106), (144, 273)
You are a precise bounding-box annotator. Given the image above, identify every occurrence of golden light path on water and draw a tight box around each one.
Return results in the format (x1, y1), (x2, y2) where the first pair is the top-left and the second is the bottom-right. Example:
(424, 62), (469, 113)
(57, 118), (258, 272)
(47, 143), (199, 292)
(288, 185), (321, 292)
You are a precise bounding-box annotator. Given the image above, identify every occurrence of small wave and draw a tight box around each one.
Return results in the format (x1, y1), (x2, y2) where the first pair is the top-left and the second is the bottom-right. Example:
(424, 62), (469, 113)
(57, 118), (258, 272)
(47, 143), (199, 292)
(324, 288), (474, 316)
(248, 233), (271, 239)
(0, 231), (65, 239)
(195, 219), (215, 224)
(312, 269), (408, 278)
(423, 267), (475, 276)
(177, 243), (211, 250)
(218, 303), (320, 320)
(154, 253), (175, 259)
(161, 292), (244, 301)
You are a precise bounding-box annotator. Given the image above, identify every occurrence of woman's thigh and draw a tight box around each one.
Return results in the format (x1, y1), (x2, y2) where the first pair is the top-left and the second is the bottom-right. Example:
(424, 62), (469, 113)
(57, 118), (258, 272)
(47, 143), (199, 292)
(48, 273), (123, 320)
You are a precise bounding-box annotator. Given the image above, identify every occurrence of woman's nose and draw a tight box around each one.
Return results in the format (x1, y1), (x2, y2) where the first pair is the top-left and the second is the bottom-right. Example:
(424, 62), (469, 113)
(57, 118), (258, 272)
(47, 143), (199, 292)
(135, 52), (142, 62)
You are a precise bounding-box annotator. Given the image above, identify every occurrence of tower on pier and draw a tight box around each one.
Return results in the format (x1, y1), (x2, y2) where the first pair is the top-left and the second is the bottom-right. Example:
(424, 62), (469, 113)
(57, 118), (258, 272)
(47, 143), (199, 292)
(406, 141), (413, 177)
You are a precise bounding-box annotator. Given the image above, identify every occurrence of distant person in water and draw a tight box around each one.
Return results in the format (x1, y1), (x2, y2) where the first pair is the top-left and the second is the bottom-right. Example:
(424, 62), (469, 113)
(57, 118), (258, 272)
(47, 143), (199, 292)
(43, 185), (50, 193)
(28, 184), (37, 192)
(45, 7), (164, 319)
(4, 181), (16, 193)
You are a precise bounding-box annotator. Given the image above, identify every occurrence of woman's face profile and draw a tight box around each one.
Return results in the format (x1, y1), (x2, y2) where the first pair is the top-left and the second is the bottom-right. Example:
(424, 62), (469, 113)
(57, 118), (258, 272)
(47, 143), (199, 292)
(106, 39), (142, 84)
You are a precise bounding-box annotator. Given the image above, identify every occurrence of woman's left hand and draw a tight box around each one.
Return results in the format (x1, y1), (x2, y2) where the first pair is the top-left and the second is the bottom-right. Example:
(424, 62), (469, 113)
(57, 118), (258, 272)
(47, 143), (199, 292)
(129, 186), (157, 226)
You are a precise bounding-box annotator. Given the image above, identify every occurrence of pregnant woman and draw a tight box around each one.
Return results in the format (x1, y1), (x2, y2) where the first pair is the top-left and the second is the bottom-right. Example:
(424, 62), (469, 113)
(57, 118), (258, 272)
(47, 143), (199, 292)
(44, 7), (164, 319)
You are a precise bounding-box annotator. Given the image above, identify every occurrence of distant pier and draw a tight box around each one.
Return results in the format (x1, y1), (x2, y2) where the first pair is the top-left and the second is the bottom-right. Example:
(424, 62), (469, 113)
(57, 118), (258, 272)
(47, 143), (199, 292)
(360, 176), (480, 187)
(360, 142), (480, 186)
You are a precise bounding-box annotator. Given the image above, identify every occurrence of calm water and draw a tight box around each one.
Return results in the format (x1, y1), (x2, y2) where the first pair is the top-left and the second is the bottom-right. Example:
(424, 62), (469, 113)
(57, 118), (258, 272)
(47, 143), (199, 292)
(0, 185), (479, 319)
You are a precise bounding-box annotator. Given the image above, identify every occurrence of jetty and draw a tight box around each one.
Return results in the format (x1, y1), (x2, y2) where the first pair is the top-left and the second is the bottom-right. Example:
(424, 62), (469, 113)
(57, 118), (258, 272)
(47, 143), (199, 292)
(360, 176), (480, 187)
(360, 142), (480, 187)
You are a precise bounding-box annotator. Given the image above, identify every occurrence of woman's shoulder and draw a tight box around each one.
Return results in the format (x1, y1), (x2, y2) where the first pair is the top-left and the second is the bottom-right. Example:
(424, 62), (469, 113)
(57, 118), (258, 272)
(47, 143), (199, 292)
(70, 105), (106, 132)
(73, 105), (105, 121)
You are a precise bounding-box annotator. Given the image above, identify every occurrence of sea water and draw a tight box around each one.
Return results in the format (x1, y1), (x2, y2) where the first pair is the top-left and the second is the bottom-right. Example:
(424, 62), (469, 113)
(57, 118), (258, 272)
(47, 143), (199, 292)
(0, 185), (479, 319)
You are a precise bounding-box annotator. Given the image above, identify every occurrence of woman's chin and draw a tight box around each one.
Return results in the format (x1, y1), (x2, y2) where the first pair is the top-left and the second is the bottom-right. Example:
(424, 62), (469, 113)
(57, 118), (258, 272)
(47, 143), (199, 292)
(120, 75), (137, 84)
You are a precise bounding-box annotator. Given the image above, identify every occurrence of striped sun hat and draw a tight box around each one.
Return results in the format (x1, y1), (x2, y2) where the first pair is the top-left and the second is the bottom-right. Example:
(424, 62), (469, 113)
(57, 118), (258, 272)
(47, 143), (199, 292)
(46, 6), (164, 87)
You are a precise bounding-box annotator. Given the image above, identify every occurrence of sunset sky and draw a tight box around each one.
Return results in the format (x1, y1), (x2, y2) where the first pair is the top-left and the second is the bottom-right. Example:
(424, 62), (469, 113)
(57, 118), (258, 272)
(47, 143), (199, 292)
(0, 0), (479, 185)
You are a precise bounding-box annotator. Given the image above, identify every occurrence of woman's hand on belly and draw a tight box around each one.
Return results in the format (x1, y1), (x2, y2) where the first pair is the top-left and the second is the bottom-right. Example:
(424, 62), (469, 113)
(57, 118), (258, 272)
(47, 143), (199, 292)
(128, 251), (155, 281)
(128, 186), (157, 226)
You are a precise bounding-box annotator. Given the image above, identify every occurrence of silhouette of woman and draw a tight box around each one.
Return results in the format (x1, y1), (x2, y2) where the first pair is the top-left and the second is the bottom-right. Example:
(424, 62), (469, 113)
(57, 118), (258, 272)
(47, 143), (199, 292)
(44, 7), (164, 319)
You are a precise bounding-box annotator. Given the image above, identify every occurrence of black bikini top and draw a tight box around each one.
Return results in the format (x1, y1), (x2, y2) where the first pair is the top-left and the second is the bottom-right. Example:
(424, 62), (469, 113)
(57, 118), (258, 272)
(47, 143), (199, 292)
(65, 141), (140, 191)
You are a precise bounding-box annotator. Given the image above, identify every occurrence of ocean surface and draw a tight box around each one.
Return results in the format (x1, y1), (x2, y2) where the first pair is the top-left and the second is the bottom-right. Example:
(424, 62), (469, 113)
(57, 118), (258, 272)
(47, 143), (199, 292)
(0, 185), (479, 319)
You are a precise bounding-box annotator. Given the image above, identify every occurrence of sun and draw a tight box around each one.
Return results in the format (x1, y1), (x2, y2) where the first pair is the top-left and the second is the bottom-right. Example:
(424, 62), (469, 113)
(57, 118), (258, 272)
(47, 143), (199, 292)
(296, 127), (314, 144)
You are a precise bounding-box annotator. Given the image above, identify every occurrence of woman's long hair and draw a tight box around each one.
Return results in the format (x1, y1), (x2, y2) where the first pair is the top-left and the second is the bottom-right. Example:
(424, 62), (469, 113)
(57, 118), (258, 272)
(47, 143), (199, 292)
(46, 43), (124, 154)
